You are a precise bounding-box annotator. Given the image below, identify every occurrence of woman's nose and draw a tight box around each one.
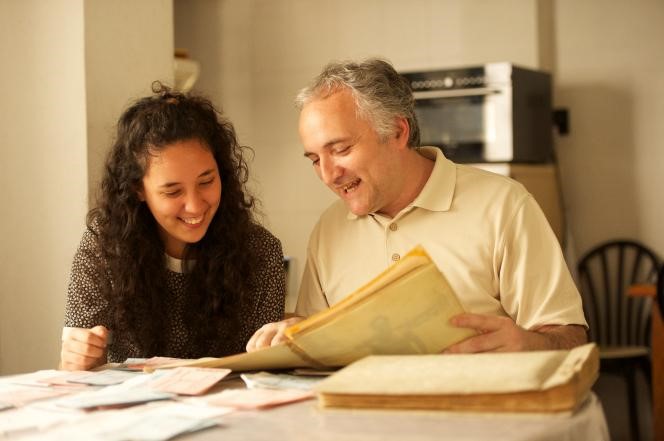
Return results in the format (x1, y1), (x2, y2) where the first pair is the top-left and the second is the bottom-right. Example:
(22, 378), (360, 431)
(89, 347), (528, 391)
(183, 191), (206, 213)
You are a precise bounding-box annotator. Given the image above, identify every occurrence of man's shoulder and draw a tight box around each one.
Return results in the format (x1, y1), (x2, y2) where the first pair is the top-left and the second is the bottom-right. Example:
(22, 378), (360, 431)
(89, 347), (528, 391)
(454, 163), (530, 203)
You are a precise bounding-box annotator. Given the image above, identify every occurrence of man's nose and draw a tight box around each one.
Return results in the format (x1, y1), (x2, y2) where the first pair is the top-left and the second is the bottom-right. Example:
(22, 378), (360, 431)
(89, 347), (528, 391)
(319, 157), (341, 185)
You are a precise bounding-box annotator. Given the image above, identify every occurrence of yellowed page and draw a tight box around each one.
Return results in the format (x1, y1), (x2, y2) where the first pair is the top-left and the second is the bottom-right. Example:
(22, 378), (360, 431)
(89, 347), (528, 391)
(146, 343), (311, 372)
(286, 247), (431, 337)
(292, 262), (475, 366)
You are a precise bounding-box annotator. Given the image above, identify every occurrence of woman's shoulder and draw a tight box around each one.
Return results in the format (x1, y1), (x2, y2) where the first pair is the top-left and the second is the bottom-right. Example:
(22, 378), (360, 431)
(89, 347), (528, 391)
(247, 223), (282, 249)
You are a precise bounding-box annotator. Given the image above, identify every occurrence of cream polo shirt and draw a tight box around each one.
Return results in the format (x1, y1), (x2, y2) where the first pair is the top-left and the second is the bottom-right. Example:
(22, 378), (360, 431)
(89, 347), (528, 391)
(295, 147), (587, 331)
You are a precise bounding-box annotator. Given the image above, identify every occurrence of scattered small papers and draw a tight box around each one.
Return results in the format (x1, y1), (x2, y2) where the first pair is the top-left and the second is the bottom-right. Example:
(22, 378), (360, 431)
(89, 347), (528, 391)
(54, 388), (174, 410)
(118, 357), (187, 371)
(241, 371), (324, 390)
(149, 367), (232, 396)
(7, 370), (78, 388)
(13, 402), (229, 441)
(37, 371), (95, 388)
(0, 406), (87, 437)
(196, 388), (314, 410)
(0, 385), (72, 407)
(66, 369), (140, 386)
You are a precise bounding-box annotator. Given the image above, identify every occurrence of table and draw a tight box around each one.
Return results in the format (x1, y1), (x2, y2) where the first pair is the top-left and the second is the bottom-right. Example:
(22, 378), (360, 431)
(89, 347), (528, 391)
(185, 384), (609, 441)
(0, 376), (610, 441)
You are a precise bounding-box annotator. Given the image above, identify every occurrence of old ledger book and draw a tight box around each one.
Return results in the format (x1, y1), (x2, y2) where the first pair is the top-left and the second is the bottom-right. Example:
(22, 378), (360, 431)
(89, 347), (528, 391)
(150, 246), (475, 372)
(314, 343), (600, 413)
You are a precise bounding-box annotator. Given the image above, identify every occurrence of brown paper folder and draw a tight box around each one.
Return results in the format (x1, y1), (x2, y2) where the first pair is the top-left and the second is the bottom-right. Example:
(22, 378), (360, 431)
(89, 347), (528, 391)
(314, 343), (600, 412)
(149, 246), (475, 372)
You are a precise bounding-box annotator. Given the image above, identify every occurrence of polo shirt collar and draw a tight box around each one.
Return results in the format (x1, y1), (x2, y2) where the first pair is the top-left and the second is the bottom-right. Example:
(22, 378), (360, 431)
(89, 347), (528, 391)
(411, 147), (455, 212)
(345, 146), (456, 220)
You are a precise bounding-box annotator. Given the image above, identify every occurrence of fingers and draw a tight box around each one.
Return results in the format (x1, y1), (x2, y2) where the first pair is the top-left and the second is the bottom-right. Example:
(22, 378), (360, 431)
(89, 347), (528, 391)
(246, 317), (305, 352)
(62, 326), (109, 349)
(446, 314), (527, 354)
(450, 313), (505, 333)
(60, 326), (109, 371)
(246, 322), (285, 352)
(445, 333), (504, 354)
(90, 325), (110, 342)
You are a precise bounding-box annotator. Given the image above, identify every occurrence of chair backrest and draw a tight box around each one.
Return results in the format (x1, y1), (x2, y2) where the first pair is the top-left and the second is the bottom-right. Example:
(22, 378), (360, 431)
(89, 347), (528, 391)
(658, 264), (664, 318)
(577, 239), (659, 347)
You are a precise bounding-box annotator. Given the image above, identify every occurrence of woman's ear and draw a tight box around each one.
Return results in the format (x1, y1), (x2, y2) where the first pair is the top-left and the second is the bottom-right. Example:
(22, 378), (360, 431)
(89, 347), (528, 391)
(136, 186), (146, 202)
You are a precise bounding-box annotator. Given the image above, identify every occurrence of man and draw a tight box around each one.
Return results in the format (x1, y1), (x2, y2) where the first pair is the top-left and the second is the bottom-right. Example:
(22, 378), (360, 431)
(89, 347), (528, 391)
(247, 58), (587, 353)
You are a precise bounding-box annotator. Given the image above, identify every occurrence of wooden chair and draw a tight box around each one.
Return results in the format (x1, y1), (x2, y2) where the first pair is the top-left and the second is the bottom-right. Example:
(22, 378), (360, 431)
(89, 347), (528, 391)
(577, 239), (660, 441)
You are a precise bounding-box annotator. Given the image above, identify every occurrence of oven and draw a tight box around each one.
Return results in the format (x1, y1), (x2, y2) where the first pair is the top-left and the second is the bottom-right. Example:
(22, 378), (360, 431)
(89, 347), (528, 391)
(401, 63), (553, 163)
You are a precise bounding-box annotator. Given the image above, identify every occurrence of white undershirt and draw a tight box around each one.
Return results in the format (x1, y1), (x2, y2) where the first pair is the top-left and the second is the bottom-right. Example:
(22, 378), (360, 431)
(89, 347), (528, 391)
(165, 254), (185, 274)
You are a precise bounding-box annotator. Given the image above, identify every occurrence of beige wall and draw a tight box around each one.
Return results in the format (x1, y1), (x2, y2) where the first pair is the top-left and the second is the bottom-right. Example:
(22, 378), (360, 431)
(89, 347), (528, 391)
(553, 0), (664, 257)
(175, 0), (553, 310)
(85, 0), (175, 198)
(0, 0), (88, 375)
(0, 1), (174, 374)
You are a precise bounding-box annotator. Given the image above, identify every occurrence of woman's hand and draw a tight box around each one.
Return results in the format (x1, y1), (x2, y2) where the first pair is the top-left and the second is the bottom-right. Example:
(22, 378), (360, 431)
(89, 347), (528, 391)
(246, 317), (305, 352)
(59, 325), (110, 371)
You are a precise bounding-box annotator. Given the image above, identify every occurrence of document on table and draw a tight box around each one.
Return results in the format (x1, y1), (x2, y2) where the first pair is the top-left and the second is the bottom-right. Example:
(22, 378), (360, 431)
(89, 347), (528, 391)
(66, 369), (140, 386)
(54, 387), (174, 409)
(5, 370), (86, 388)
(0, 384), (72, 407)
(112, 356), (187, 371)
(14, 402), (230, 441)
(148, 367), (232, 395)
(193, 387), (314, 410)
(240, 371), (324, 391)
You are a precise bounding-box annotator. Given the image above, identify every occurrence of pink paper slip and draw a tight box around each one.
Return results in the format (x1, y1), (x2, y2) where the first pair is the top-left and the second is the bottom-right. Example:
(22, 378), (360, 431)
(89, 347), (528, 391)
(201, 388), (314, 410)
(0, 387), (72, 407)
(149, 367), (232, 396)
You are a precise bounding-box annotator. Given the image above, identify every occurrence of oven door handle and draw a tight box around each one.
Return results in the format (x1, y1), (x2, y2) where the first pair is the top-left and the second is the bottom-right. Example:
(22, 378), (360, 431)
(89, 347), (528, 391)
(412, 87), (502, 99)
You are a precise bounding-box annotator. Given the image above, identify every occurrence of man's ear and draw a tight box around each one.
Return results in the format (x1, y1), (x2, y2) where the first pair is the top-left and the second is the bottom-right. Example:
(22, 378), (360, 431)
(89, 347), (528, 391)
(393, 117), (411, 149)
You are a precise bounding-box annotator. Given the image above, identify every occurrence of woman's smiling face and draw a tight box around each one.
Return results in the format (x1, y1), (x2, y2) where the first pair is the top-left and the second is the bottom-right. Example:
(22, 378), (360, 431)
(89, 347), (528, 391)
(139, 138), (222, 258)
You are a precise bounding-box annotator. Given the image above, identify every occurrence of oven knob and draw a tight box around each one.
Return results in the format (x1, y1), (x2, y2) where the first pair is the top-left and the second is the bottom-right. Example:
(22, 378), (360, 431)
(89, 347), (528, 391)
(443, 77), (454, 88)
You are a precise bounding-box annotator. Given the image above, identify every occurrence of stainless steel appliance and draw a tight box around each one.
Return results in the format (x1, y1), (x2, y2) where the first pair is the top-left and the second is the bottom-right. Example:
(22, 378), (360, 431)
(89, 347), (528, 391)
(401, 62), (553, 163)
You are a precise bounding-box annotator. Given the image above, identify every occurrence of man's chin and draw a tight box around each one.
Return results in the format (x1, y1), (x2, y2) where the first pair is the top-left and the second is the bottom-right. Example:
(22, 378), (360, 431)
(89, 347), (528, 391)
(345, 203), (371, 217)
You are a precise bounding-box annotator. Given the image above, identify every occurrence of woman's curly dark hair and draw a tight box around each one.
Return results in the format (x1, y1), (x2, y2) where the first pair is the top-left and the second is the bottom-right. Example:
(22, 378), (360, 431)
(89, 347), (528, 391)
(88, 83), (259, 356)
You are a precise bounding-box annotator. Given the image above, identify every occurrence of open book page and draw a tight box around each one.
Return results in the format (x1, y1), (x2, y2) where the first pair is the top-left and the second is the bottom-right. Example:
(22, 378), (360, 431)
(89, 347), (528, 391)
(146, 343), (312, 372)
(285, 248), (432, 336)
(289, 261), (475, 366)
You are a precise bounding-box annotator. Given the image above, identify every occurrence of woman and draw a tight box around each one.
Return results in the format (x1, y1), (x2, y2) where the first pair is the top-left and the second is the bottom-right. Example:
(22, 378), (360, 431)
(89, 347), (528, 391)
(60, 84), (285, 370)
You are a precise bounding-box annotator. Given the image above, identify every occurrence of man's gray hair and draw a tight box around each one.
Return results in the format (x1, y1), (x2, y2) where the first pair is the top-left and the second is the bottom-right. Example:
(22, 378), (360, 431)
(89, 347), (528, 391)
(295, 58), (420, 148)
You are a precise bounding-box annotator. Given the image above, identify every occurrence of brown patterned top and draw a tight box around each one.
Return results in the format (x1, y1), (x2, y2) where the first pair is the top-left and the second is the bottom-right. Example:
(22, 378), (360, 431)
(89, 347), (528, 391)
(64, 225), (286, 362)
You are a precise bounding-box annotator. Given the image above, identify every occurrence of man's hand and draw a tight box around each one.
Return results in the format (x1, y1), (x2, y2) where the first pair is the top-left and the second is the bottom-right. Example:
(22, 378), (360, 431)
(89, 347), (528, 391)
(446, 313), (587, 353)
(60, 325), (109, 371)
(246, 317), (305, 352)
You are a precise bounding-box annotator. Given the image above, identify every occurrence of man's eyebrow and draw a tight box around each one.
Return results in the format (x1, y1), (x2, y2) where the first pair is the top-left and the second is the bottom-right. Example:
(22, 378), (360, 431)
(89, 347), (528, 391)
(158, 169), (216, 188)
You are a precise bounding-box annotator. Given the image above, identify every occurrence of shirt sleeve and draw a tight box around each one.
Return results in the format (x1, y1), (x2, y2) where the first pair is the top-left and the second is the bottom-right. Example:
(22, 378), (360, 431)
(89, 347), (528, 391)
(497, 194), (588, 330)
(64, 228), (111, 329)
